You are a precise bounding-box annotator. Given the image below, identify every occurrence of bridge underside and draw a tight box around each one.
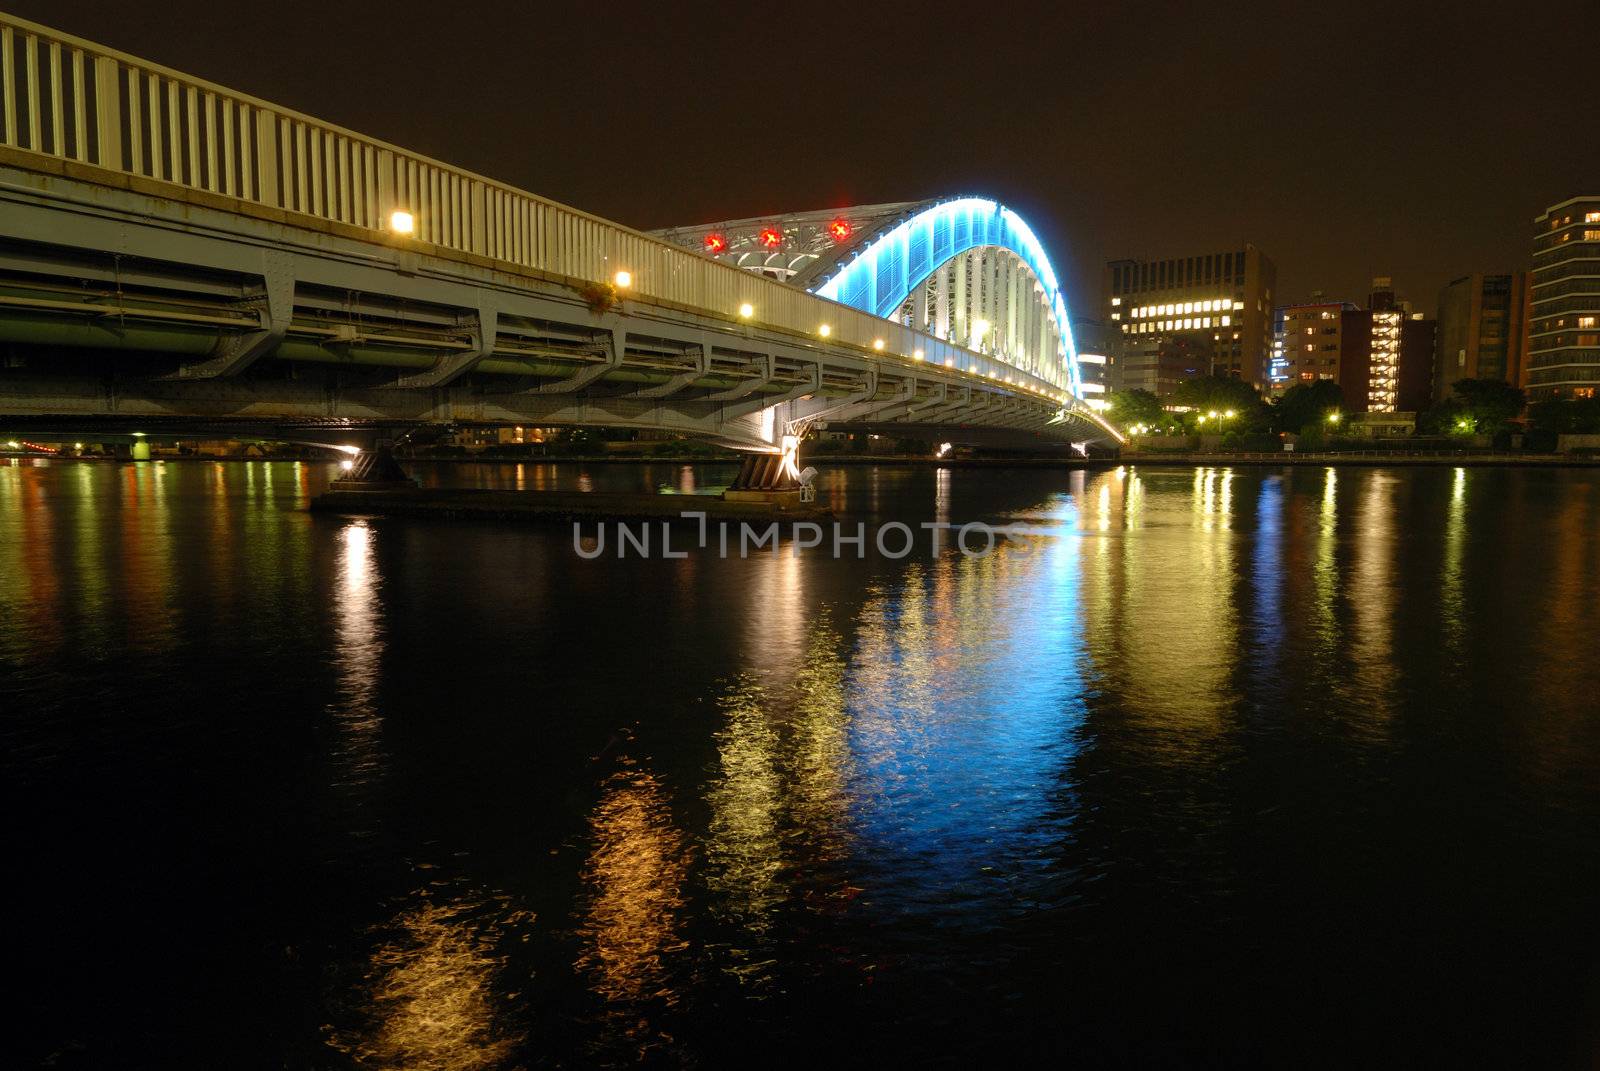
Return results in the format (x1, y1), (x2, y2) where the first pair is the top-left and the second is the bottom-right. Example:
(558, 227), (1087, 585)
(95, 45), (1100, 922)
(0, 164), (1110, 451)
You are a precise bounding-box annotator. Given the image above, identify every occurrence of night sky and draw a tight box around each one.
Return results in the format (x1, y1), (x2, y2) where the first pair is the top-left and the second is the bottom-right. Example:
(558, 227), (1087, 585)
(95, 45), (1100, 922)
(18, 0), (1599, 316)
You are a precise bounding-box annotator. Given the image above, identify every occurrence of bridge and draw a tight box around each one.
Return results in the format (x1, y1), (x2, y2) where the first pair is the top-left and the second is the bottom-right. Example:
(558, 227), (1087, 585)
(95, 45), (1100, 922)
(0, 11), (1119, 466)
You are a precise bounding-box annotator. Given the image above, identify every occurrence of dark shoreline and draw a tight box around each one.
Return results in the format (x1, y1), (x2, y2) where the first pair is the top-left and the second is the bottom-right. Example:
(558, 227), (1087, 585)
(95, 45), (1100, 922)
(10, 452), (1599, 469)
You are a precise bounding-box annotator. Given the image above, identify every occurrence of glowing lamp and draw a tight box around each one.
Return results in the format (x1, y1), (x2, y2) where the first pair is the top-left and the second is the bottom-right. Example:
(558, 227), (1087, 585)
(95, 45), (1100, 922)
(818, 324), (832, 338)
(873, 338), (885, 351)
(759, 227), (783, 249)
(389, 209), (415, 235)
(827, 218), (853, 242)
(613, 270), (632, 288)
(738, 302), (755, 319)
(704, 233), (728, 254)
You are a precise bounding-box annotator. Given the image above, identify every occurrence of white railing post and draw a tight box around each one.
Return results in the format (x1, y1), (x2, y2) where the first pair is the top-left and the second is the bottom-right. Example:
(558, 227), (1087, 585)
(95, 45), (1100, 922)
(94, 55), (121, 169)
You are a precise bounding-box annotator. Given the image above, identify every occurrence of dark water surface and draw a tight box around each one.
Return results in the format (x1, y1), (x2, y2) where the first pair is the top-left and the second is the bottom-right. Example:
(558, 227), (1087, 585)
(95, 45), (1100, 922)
(3, 459), (1600, 1068)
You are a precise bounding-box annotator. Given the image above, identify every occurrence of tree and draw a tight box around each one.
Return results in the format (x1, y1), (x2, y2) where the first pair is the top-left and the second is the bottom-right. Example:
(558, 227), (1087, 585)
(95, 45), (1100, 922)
(1416, 397), (1465, 436)
(1169, 374), (1270, 432)
(1171, 373), (1260, 414)
(1450, 378), (1525, 434)
(1271, 380), (1343, 434)
(1106, 388), (1165, 430)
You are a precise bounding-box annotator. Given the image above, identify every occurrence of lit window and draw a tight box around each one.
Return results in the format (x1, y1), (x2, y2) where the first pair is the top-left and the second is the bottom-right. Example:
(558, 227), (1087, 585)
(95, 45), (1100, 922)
(1111, 297), (1122, 306)
(1580, 316), (1597, 329)
(1585, 230), (1600, 242)
(1587, 212), (1600, 223)
(1221, 315), (1231, 327)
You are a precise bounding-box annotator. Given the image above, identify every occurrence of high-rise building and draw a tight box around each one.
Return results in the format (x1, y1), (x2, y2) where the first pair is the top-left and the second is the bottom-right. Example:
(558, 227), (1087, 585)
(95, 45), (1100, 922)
(1357, 279), (1435, 414)
(1271, 299), (1359, 395)
(1069, 317), (1116, 411)
(1528, 196), (1600, 400)
(1270, 278), (1434, 413)
(1104, 246), (1276, 394)
(1433, 273), (1530, 402)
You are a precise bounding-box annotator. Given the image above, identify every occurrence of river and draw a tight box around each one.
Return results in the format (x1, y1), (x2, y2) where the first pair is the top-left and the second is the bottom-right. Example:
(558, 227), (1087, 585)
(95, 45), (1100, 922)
(3, 459), (1598, 1067)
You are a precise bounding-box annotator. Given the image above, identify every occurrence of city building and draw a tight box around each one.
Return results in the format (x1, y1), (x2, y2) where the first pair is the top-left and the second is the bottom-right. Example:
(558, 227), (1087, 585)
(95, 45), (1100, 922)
(1528, 196), (1600, 400)
(1433, 273), (1530, 402)
(1270, 279), (1434, 414)
(1104, 246), (1276, 394)
(1271, 298), (1359, 395)
(1070, 317), (1117, 410)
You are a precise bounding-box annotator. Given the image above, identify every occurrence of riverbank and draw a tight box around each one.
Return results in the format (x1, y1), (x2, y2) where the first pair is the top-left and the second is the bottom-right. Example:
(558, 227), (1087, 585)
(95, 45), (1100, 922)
(1119, 451), (1600, 467)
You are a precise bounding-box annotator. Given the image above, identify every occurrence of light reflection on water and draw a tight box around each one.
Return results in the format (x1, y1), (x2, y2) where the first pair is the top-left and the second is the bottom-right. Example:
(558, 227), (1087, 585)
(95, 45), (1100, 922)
(326, 881), (530, 1071)
(577, 762), (690, 1005)
(4, 460), (1600, 1066)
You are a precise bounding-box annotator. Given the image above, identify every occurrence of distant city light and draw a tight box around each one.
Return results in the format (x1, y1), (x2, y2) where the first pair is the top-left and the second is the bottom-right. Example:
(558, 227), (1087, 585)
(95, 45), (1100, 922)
(389, 209), (415, 235)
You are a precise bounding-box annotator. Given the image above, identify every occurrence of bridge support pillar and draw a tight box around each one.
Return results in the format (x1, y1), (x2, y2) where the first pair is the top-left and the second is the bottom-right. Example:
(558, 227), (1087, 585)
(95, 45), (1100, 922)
(723, 444), (802, 508)
(329, 439), (417, 491)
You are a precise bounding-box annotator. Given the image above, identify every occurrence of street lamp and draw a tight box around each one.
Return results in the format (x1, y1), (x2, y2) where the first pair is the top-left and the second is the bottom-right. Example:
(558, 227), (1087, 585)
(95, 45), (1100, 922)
(1327, 411), (1341, 424)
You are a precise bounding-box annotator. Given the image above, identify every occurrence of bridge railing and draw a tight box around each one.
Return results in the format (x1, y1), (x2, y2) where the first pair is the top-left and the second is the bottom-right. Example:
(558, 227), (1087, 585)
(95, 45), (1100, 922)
(0, 12), (1072, 405)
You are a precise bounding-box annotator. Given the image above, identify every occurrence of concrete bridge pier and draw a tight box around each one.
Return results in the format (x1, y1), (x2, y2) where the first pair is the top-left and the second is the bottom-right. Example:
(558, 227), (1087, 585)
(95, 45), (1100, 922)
(329, 439), (417, 491)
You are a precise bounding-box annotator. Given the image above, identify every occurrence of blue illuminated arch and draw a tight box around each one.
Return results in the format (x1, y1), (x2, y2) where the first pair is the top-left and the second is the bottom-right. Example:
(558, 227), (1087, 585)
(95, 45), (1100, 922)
(809, 198), (1081, 394)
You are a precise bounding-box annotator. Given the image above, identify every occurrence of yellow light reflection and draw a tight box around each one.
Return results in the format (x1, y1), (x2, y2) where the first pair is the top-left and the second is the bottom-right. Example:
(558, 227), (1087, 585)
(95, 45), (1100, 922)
(577, 764), (689, 1005)
(328, 889), (525, 1070)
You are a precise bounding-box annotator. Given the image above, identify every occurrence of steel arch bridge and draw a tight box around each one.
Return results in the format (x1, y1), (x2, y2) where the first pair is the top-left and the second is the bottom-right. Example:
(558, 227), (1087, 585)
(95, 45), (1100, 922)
(654, 199), (1083, 397)
(0, 11), (1121, 459)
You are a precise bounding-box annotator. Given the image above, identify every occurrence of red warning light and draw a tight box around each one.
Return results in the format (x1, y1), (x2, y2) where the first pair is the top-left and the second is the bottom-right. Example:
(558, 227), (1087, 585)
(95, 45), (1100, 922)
(827, 218), (853, 242)
(758, 227), (783, 249)
(703, 232), (727, 254)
